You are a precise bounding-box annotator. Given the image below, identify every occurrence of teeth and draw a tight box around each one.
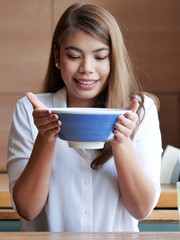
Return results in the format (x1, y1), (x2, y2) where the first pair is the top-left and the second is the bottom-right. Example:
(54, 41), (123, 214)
(77, 80), (95, 85)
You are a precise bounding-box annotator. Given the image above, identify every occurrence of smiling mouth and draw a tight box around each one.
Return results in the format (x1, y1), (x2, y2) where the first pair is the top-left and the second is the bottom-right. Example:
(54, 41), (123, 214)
(74, 78), (98, 85)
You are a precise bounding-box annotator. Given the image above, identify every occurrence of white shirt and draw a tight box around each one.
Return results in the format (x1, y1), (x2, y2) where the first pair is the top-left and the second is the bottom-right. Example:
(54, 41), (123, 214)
(7, 87), (162, 232)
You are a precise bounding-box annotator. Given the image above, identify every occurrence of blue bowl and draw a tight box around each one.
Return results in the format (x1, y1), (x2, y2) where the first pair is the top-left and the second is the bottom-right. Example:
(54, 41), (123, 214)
(49, 108), (129, 149)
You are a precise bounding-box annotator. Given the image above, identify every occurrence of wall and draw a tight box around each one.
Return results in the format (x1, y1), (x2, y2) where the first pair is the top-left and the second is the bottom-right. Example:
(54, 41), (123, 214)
(0, 0), (180, 171)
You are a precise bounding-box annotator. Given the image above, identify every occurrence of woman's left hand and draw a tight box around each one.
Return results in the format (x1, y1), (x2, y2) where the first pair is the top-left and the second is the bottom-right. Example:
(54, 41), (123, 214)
(112, 99), (139, 144)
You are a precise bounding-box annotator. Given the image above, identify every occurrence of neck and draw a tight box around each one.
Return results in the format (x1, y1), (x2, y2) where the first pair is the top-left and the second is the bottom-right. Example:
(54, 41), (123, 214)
(66, 90), (98, 107)
(67, 99), (96, 108)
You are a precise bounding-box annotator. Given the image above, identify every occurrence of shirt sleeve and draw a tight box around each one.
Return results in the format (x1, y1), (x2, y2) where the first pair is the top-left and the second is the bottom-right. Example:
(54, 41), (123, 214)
(132, 95), (163, 219)
(7, 98), (37, 210)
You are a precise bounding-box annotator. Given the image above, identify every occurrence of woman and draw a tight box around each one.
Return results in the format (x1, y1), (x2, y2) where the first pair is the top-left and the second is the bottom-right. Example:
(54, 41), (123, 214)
(7, 3), (162, 231)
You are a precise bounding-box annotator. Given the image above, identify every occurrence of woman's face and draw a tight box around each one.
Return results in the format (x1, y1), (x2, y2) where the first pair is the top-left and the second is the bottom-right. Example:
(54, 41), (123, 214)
(58, 30), (110, 107)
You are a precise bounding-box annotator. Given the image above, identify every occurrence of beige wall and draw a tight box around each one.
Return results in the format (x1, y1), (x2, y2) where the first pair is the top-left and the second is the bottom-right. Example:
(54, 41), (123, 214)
(0, 0), (179, 171)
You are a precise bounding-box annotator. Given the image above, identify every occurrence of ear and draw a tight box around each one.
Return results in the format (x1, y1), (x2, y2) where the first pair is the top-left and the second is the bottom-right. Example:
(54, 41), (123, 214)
(54, 45), (60, 69)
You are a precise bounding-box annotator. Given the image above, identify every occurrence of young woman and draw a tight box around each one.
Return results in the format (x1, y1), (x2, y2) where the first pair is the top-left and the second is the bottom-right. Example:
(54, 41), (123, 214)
(7, 3), (162, 232)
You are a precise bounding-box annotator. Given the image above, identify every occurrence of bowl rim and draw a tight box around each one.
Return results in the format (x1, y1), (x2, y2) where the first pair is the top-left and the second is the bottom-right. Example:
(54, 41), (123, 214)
(48, 107), (131, 115)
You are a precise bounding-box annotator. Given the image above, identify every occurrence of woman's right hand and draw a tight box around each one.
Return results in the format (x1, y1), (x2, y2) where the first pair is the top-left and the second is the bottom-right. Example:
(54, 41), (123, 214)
(26, 92), (61, 142)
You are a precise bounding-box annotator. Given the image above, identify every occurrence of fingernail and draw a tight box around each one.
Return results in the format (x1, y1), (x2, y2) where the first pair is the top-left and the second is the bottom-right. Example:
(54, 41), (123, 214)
(118, 116), (123, 121)
(115, 122), (121, 127)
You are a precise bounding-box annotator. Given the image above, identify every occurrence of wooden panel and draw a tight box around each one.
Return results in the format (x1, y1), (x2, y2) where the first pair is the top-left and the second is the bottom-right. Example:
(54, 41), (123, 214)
(157, 93), (180, 149)
(156, 184), (177, 208)
(142, 209), (179, 223)
(0, 174), (12, 207)
(53, 0), (180, 93)
(0, 191), (12, 207)
(0, 0), (52, 93)
(0, 94), (23, 172)
(0, 174), (9, 192)
(0, 209), (20, 220)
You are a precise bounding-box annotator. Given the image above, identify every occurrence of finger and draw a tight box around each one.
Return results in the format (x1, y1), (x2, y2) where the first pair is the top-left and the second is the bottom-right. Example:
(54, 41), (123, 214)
(26, 92), (47, 110)
(38, 120), (61, 135)
(33, 109), (52, 119)
(117, 114), (137, 129)
(38, 125), (61, 142)
(114, 122), (132, 138)
(112, 129), (128, 144)
(127, 98), (139, 113)
(123, 112), (138, 123)
(45, 126), (61, 140)
(34, 113), (59, 126)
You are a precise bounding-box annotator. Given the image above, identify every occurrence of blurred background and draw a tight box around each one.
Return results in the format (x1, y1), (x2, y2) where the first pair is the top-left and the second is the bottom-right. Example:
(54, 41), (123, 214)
(0, 0), (179, 171)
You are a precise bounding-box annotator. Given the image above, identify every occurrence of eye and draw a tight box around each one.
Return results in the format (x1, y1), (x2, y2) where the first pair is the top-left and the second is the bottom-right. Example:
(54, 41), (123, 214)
(67, 54), (80, 60)
(95, 56), (108, 60)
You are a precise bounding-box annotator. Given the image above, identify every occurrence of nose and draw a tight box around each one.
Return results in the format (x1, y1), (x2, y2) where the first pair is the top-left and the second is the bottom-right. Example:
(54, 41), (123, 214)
(78, 57), (94, 74)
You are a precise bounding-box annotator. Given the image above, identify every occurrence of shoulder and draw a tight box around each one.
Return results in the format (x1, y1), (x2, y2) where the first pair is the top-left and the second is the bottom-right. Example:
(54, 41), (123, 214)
(137, 93), (158, 109)
(135, 94), (160, 134)
(133, 93), (160, 138)
(136, 93), (159, 120)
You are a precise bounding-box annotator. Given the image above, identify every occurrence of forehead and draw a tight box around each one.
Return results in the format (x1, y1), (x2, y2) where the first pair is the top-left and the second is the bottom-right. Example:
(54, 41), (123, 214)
(61, 30), (109, 50)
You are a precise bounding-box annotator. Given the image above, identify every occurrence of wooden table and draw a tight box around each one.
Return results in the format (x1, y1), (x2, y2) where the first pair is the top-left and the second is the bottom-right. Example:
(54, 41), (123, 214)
(0, 232), (180, 240)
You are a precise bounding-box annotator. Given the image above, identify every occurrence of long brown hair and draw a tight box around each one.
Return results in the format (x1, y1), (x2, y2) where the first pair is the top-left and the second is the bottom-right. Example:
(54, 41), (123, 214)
(42, 3), (158, 170)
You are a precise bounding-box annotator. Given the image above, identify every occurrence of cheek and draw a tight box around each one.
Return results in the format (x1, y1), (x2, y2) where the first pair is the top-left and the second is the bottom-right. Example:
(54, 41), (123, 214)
(59, 62), (70, 84)
(100, 61), (110, 77)
(60, 59), (71, 72)
(60, 59), (76, 79)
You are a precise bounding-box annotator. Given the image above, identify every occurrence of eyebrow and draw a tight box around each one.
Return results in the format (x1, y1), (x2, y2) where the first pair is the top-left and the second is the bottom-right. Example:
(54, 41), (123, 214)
(65, 46), (110, 53)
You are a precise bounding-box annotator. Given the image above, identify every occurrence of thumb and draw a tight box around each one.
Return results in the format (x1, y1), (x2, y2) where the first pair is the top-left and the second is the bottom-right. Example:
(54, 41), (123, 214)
(26, 92), (47, 110)
(127, 98), (139, 113)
